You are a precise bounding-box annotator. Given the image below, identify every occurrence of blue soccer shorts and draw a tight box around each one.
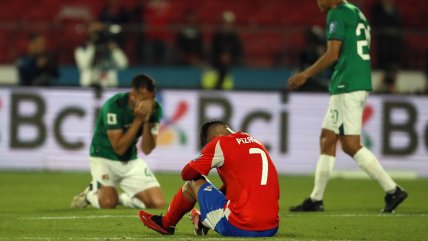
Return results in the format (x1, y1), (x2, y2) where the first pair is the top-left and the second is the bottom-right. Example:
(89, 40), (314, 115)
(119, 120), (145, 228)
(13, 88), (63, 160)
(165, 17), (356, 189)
(197, 182), (278, 237)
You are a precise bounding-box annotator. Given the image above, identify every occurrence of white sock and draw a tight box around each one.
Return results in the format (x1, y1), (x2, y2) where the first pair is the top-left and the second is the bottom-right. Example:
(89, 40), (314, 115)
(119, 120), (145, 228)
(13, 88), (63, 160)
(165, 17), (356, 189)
(119, 193), (147, 209)
(353, 147), (396, 193)
(310, 154), (336, 201)
(86, 187), (100, 208)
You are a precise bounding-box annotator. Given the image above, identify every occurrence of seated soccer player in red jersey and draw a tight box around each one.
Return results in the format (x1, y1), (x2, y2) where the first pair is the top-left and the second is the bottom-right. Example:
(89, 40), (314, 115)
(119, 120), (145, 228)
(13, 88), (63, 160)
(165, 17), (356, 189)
(138, 120), (280, 237)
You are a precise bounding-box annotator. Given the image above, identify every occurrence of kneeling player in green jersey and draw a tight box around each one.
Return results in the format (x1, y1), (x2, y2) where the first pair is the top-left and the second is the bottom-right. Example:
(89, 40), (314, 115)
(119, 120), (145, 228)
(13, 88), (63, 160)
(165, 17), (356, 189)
(71, 74), (166, 209)
(287, 0), (407, 213)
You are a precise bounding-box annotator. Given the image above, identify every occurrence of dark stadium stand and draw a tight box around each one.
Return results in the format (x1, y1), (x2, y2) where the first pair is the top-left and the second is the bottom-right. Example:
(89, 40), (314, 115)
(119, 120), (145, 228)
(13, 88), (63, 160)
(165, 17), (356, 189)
(0, 0), (426, 68)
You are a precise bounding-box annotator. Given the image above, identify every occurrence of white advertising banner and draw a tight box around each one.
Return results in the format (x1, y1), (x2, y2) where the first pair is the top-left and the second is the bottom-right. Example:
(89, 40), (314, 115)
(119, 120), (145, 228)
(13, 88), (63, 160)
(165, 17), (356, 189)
(0, 88), (427, 175)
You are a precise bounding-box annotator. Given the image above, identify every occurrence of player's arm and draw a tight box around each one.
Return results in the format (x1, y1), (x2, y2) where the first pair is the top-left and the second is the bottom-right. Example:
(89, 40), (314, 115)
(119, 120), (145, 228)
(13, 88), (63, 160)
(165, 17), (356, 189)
(140, 122), (158, 155)
(182, 139), (222, 180)
(140, 100), (161, 155)
(107, 116), (145, 156)
(107, 99), (152, 156)
(181, 164), (204, 181)
(288, 40), (342, 90)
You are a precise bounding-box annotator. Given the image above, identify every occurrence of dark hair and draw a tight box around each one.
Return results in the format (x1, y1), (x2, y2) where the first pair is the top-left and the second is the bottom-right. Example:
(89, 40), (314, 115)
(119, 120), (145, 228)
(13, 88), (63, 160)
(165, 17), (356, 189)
(131, 74), (156, 92)
(199, 119), (226, 147)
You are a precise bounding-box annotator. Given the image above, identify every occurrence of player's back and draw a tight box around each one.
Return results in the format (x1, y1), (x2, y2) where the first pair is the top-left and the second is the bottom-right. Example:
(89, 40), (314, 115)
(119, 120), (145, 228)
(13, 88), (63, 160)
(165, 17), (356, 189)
(327, 2), (372, 94)
(217, 132), (279, 230)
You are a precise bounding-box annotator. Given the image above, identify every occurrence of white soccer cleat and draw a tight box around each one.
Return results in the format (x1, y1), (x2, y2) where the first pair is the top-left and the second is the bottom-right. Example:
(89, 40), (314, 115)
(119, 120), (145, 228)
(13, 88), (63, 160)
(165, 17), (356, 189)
(70, 187), (90, 208)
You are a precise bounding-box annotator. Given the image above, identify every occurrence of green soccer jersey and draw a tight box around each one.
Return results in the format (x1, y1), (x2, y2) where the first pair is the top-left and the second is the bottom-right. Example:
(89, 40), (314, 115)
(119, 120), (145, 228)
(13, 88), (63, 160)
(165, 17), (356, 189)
(326, 2), (373, 95)
(89, 92), (163, 161)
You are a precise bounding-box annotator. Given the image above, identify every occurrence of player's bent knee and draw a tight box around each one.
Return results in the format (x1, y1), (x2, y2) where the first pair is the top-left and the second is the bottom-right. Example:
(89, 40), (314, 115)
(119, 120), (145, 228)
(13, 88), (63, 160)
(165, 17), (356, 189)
(319, 130), (337, 155)
(342, 145), (355, 156)
(341, 142), (360, 157)
(99, 197), (118, 209)
(97, 187), (118, 208)
(182, 181), (193, 193)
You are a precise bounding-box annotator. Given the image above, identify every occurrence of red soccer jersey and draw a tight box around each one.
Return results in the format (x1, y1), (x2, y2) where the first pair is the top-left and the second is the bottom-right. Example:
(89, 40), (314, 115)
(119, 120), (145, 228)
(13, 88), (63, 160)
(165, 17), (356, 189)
(188, 131), (280, 231)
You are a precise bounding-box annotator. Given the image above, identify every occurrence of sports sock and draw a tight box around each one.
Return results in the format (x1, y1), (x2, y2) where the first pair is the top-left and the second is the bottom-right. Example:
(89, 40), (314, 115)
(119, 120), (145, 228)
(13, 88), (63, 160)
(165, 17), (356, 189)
(162, 188), (195, 228)
(353, 147), (396, 193)
(310, 154), (336, 201)
(86, 189), (100, 208)
(131, 197), (147, 209)
(119, 193), (147, 209)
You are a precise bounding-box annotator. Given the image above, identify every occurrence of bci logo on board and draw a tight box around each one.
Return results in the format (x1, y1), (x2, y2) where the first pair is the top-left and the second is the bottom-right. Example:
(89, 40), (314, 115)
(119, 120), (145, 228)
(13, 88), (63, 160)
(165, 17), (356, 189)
(4, 91), (428, 157)
(197, 95), (288, 153)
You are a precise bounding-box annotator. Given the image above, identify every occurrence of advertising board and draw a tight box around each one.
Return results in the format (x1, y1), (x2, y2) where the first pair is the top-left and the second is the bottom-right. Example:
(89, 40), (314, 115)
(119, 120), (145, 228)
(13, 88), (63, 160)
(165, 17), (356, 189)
(0, 88), (427, 175)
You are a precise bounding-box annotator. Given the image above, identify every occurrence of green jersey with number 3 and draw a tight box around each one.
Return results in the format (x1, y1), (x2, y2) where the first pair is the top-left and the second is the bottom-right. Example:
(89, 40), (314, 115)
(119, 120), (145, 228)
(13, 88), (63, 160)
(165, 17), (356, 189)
(89, 92), (163, 161)
(326, 2), (372, 95)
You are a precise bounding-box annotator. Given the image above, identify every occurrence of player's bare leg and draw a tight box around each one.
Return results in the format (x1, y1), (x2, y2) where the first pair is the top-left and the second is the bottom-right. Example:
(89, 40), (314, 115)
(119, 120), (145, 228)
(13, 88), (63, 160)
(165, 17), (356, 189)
(341, 135), (408, 213)
(132, 187), (166, 209)
(96, 186), (119, 208)
(184, 179), (207, 201)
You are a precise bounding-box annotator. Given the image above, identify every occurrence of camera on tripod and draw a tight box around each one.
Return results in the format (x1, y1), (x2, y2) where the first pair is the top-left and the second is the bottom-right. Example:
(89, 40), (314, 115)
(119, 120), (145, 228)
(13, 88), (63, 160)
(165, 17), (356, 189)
(94, 27), (114, 46)
(91, 24), (122, 69)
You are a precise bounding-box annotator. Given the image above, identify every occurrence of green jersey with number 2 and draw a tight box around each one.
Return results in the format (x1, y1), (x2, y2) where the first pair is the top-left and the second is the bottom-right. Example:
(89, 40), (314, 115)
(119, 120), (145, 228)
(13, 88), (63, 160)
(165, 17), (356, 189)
(89, 92), (163, 161)
(326, 2), (372, 95)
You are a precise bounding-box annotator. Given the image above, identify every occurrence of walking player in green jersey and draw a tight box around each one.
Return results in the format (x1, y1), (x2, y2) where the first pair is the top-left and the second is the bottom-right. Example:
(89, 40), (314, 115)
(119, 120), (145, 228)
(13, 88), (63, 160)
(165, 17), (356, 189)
(71, 74), (166, 209)
(288, 0), (407, 213)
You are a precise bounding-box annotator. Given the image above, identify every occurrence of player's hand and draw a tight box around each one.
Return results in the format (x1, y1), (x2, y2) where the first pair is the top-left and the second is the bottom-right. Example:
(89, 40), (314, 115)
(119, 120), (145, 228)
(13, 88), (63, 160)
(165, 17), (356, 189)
(134, 99), (154, 122)
(288, 72), (308, 90)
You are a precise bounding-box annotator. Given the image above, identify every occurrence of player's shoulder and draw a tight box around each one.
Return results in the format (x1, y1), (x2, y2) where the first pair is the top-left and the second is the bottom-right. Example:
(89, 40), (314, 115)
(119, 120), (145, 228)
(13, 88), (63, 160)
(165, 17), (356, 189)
(220, 131), (254, 145)
(230, 131), (251, 138)
(329, 2), (358, 16)
(200, 137), (221, 154)
(106, 92), (127, 101)
(103, 92), (128, 110)
(205, 132), (252, 146)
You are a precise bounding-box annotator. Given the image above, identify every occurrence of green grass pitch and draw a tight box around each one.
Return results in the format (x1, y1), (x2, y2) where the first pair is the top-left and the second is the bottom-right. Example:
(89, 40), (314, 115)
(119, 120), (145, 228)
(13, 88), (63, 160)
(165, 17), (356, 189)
(0, 171), (427, 240)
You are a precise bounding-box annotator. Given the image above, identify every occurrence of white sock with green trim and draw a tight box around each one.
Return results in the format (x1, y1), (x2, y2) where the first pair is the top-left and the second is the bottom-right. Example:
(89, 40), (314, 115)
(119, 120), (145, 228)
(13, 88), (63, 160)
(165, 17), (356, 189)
(310, 154), (336, 201)
(119, 193), (146, 209)
(353, 147), (396, 193)
(85, 188), (100, 208)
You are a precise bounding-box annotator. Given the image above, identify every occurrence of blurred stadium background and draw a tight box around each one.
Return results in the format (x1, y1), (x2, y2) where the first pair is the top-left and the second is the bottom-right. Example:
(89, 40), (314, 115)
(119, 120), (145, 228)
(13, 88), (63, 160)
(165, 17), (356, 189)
(1, 1), (428, 240)
(0, 0), (427, 89)
(0, 0), (427, 175)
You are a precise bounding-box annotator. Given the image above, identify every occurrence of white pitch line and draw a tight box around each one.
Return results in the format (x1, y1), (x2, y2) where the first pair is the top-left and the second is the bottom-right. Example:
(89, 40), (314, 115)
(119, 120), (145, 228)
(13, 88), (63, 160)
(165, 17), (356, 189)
(19, 213), (428, 221)
(0, 238), (292, 241)
(286, 213), (428, 217)
(19, 215), (135, 220)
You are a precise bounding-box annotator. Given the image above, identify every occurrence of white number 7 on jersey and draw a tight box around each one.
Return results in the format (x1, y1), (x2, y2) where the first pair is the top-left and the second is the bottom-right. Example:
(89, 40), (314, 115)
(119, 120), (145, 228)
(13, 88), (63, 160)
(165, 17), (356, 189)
(249, 148), (268, 185)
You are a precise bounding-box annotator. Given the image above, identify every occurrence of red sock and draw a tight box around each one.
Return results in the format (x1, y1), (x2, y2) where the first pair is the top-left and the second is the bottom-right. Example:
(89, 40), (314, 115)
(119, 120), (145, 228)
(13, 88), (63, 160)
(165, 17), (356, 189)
(162, 188), (195, 227)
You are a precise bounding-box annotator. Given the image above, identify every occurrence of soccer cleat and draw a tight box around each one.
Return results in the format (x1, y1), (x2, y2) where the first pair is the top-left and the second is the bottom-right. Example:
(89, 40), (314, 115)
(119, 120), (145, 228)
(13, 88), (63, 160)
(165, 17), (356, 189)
(138, 210), (175, 235)
(289, 198), (324, 212)
(190, 209), (209, 236)
(70, 187), (90, 208)
(382, 186), (408, 213)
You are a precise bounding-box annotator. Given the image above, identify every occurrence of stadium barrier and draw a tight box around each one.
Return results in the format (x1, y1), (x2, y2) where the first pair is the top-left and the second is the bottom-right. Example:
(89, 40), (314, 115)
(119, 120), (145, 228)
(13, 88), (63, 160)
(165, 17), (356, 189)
(1, 87), (427, 176)
(0, 65), (426, 93)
